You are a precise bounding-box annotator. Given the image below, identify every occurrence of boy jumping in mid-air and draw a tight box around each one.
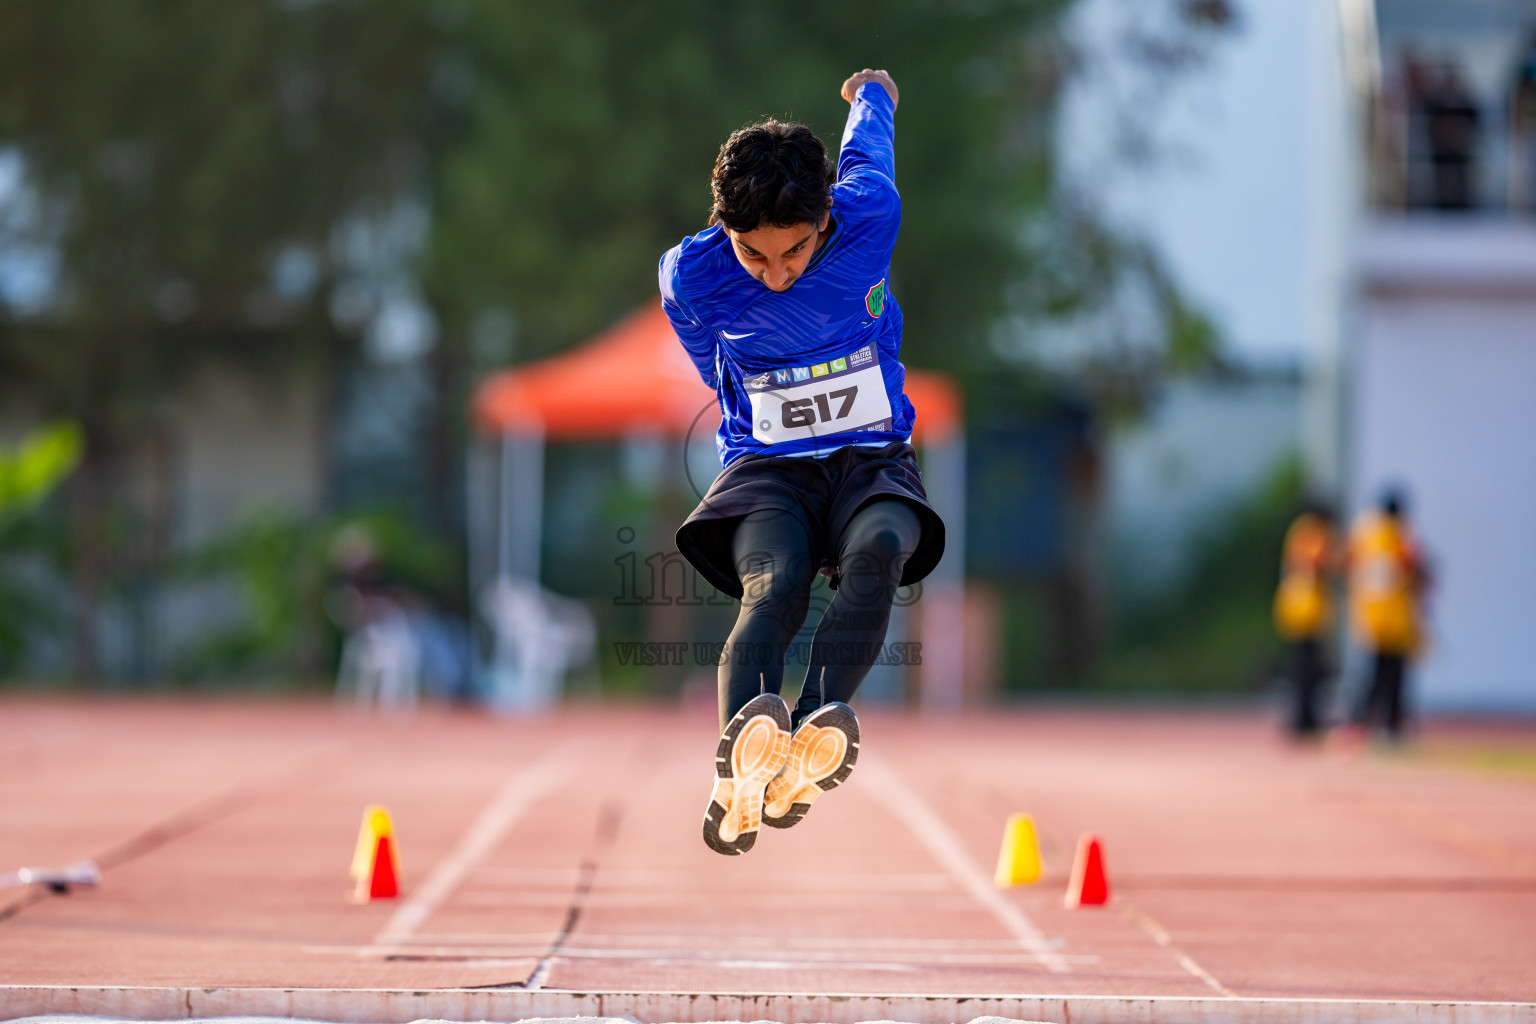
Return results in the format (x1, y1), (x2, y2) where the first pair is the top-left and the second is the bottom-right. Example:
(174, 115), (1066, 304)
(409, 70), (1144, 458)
(660, 69), (945, 855)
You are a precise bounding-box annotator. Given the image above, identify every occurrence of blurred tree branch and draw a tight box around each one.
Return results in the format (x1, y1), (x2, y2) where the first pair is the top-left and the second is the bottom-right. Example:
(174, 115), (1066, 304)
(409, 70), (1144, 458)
(0, 421), (81, 670)
(0, 0), (1233, 681)
(423, 0), (1233, 388)
(0, 0), (440, 676)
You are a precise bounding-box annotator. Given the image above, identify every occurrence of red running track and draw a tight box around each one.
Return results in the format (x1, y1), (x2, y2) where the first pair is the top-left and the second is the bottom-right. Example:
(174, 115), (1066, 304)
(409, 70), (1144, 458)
(0, 697), (1533, 1001)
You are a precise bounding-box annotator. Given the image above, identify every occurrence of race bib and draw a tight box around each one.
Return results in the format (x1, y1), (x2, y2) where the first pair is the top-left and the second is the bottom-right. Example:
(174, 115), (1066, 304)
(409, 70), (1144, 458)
(742, 343), (893, 445)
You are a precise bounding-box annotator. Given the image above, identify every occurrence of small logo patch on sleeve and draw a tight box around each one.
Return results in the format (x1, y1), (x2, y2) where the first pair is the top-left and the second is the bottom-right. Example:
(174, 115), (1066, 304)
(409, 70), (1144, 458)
(865, 279), (886, 318)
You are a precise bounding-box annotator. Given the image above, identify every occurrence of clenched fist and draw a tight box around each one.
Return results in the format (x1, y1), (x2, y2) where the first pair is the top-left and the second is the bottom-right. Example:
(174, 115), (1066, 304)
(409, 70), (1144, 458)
(841, 69), (898, 109)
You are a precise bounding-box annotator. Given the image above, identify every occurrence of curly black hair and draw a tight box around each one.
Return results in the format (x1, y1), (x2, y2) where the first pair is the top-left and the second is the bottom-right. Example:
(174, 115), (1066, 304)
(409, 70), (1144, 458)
(710, 118), (834, 232)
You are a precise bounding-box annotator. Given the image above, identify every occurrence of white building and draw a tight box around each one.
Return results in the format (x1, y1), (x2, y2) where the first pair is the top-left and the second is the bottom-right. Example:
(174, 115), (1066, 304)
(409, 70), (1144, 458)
(1344, 0), (1536, 713)
(1355, 220), (1536, 712)
(1058, 0), (1349, 591)
(1066, 0), (1536, 712)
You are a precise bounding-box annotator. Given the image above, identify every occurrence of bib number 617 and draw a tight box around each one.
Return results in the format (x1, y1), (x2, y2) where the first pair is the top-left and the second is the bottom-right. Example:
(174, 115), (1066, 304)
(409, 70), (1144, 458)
(781, 386), (858, 428)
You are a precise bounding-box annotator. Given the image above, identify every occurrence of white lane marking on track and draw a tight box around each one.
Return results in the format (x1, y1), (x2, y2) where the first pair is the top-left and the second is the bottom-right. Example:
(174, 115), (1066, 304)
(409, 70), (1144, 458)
(1117, 901), (1234, 997)
(383, 931), (1064, 950)
(450, 889), (982, 909)
(374, 743), (581, 944)
(859, 754), (1072, 974)
(469, 866), (954, 889)
(308, 943), (1098, 966)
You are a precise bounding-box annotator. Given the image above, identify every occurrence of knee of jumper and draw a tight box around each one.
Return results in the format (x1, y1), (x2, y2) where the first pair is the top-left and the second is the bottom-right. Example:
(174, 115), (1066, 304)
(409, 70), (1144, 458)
(845, 525), (912, 583)
(737, 568), (812, 621)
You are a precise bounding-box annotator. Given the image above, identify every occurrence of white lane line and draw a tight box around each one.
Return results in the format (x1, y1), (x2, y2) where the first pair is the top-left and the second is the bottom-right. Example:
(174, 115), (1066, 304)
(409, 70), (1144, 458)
(859, 754), (1071, 974)
(376, 932), (1081, 951)
(374, 743), (582, 944)
(470, 866), (954, 890)
(308, 942), (1100, 966)
(451, 890), (980, 909)
(1117, 900), (1235, 997)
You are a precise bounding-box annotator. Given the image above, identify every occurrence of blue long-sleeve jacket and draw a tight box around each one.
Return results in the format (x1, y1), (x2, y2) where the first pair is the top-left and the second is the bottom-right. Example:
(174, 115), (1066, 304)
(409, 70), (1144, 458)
(659, 82), (912, 466)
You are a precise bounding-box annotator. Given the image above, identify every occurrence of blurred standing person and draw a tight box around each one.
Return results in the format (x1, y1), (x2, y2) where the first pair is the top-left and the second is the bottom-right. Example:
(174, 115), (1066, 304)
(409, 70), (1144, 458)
(1424, 62), (1481, 210)
(1400, 49), (1432, 196)
(329, 524), (421, 713)
(1507, 33), (1536, 211)
(1346, 489), (1430, 741)
(1371, 51), (1416, 208)
(1272, 502), (1338, 740)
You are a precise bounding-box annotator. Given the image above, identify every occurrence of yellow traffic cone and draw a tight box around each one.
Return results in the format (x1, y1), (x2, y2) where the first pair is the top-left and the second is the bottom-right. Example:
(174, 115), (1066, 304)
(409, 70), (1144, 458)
(993, 812), (1043, 888)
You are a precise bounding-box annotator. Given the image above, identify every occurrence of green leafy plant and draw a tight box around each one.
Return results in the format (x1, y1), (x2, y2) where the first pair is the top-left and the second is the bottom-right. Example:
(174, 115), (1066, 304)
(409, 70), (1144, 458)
(1090, 454), (1303, 694)
(0, 421), (82, 669)
(0, 421), (82, 526)
(172, 507), (460, 683)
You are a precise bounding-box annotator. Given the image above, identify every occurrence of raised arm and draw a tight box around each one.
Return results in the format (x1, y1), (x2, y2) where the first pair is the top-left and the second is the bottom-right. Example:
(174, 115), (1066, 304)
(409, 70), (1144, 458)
(837, 69), (898, 185)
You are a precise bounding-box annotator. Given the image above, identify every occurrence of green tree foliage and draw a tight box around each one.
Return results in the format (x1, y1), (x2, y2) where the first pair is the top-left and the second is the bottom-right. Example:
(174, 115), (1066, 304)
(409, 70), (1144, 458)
(0, 0), (442, 674)
(0, 0), (439, 418)
(425, 0), (1235, 397)
(0, 421), (81, 525)
(0, 421), (82, 669)
(0, 0), (1231, 682)
(1088, 454), (1302, 694)
(424, 0), (1076, 376)
(173, 508), (459, 681)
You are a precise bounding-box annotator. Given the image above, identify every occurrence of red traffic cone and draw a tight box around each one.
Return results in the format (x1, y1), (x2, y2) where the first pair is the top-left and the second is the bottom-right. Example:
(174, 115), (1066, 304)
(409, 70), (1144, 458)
(1064, 833), (1109, 908)
(356, 832), (399, 901)
(351, 805), (401, 902)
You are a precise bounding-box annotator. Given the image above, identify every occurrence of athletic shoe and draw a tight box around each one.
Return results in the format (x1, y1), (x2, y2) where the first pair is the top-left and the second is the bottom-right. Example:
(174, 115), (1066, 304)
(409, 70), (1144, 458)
(701, 692), (791, 856)
(762, 701), (859, 830)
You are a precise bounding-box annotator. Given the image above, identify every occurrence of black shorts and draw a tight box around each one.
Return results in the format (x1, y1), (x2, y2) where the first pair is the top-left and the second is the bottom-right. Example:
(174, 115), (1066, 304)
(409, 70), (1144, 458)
(676, 441), (946, 599)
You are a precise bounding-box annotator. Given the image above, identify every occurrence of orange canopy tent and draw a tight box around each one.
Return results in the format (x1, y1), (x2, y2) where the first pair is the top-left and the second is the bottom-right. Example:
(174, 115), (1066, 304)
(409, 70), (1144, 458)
(472, 301), (961, 443)
(468, 301), (968, 711)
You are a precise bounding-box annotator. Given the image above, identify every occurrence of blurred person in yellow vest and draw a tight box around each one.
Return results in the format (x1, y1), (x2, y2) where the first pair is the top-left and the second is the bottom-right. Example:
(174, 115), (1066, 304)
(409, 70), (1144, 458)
(1273, 501), (1339, 739)
(1346, 488), (1430, 740)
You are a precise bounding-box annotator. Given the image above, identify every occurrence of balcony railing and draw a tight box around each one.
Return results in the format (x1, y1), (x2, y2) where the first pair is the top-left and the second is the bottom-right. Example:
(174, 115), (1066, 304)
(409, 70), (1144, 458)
(1369, 25), (1536, 215)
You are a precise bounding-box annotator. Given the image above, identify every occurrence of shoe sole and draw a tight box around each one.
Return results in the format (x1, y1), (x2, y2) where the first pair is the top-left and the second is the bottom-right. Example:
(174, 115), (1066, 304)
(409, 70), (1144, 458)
(762, 701), (859, 829)
(702, 693), (791, 856)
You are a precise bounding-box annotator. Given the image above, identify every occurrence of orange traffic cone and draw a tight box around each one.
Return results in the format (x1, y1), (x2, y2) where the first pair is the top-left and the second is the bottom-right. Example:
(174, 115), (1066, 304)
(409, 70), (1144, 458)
(1064, 833), (1109, 908)
(351, 805), (400, 902)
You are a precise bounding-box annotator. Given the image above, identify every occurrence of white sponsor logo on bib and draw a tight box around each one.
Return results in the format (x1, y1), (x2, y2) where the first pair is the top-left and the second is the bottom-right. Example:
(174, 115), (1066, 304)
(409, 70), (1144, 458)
(745, 343), (892, 445)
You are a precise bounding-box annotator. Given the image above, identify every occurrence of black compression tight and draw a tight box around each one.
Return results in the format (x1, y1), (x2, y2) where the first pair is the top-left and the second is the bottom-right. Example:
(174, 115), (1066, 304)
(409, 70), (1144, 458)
(718, 500), (922, 731)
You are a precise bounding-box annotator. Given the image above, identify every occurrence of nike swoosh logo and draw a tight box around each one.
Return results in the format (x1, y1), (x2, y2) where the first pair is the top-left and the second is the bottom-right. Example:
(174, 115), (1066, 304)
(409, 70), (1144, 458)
(721, 330), (754, 340)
